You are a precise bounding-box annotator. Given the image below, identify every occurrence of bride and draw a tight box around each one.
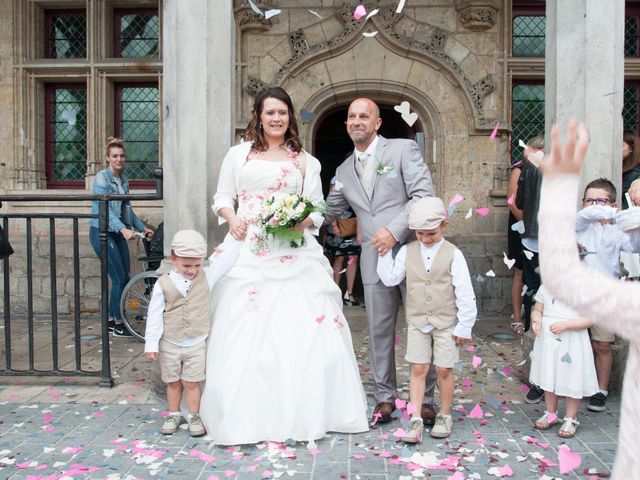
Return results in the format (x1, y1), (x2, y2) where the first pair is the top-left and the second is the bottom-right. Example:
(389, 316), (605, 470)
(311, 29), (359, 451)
(199, 87), (369, 444)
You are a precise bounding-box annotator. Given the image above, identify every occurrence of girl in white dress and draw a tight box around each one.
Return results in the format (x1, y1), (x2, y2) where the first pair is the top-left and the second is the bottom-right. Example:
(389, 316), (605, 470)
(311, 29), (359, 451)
(529, 284), (598, 437)
(199, 87), (369, 445)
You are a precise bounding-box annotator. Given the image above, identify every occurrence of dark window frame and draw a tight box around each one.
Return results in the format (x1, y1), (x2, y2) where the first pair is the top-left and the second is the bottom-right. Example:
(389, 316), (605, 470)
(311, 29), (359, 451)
(44, 8), (87, 59)
(113, 7), (159, 58)
(511, 80), (545, 166)
(114, 82), (159, 188)
(45, 82), (87, 188)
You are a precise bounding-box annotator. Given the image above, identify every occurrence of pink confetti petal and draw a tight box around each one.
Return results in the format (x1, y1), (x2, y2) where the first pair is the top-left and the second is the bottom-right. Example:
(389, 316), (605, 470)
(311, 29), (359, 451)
(224, 470), (238, 477)
(406, 403), (417, 415)
(43, 412), (53, 424)
(448, 472), (464, 480)
(392, 428), (407, 437)
(461, 378), (472, 388)
(379, 450), (392, 458)
(520, 384), (530, 392)
(394, 336), (401, 345)
(468, 403), (484, 419)
(500, 463), (513, 476)
(315, 315), (325, 324)
(490, 122), (500, 140)
(448, 193), (464, 207)
(507, 193), (515, 205)
(558, 445), (582, 474)
(475, 207), (490, 216)
(309, 449), (321, 456)
(352, 454), (366, 460)
(546, 412), (557, 423)
(472, 355), (482, 368)
(464, 345), (476, 352)
(394, 398), (406, 410)
(502, 366), (512, 376)
(353, 5), (366, 20)
(347, 257), (354, 265)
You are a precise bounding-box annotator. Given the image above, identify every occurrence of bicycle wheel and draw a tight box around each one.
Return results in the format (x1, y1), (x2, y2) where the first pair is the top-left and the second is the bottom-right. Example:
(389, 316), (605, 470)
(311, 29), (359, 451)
(120, 270), (159, 342)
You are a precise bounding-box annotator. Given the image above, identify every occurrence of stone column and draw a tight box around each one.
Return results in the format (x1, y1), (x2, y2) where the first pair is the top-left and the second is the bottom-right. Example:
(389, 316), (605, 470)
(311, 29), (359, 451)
(544, 0), (625, 197)
(162, 0), (235, 252)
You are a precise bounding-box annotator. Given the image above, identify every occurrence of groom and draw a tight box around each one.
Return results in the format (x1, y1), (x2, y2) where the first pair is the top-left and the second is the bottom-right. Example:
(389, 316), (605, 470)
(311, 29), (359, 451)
(325, 98), (438, 425)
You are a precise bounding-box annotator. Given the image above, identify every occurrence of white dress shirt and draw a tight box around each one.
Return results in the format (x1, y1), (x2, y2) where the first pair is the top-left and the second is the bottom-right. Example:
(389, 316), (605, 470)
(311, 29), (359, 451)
(144, 238), (242, 353)
(377, 238), (477, 339)
(576, 205), (635, 277)
(354, 135), (379, 199)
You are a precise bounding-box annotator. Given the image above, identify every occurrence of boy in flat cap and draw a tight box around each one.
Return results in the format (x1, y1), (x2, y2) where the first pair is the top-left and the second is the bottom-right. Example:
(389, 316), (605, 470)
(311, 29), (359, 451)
(377, 197), (477, 443)
(145, 230), (239, 436)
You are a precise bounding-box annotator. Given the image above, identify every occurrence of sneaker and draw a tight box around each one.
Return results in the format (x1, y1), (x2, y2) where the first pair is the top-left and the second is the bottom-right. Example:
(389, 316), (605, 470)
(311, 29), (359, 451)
(401, 417), (423, 443)
(525, 385), (544, 404)
(108, 320), (116, 333)
(430, 414), (453, 438)
(112, 324), (133, 337)
(160, 415), (183, 435)
(188, 413), (206, 437)
(587, 392), (607, 412)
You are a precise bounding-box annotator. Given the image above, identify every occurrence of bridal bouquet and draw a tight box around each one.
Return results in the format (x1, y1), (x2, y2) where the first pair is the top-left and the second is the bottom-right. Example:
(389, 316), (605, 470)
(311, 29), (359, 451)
(254, 192), (322, 249)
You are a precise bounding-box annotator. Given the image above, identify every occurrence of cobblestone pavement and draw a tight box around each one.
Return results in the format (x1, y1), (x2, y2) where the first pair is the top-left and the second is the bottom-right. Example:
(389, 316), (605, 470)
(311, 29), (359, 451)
(0, 308), (619, 479)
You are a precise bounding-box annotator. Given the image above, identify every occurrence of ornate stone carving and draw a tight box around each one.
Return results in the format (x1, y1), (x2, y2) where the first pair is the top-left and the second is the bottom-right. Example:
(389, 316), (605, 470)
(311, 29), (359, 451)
(454, 1), (499, 31)
(469, 75), (496, 110)
(237, 11), (273, 32)
(288, 29), (310, 55)
(244, 76), (270, 97)
(430, 28), (447, 51)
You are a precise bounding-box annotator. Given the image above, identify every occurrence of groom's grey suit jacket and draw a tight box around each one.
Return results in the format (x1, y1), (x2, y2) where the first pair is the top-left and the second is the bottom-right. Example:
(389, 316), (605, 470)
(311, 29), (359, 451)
(325, 135), (435, 283)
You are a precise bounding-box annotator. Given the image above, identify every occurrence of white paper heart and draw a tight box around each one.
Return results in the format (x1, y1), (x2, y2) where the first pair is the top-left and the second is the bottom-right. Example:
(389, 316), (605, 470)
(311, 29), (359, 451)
(527, 150), (544, 163)
(510, 220), (525, 234)
(503, 252), (515, 270)
(362, 31), (378, 37)
(401, 111), (418, 127)
(394, 101), (410, 115)
(523, 249), (534, 260)
(485, 269), (496, 277)
(265, 8), (281, 19)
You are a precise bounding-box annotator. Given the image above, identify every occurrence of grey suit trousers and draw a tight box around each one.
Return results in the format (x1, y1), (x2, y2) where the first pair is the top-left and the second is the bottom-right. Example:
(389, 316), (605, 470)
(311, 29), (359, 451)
(364, 281), (437, 404)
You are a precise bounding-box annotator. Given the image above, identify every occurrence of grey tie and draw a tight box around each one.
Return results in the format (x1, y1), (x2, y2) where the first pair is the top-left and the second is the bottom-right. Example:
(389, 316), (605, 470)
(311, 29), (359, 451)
(358, 152), (370, 169)
(356, 152), (372, 197)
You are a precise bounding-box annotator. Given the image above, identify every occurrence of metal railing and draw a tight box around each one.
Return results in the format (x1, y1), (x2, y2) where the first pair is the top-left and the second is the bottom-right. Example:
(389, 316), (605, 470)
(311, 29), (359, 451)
(0, 168), (162, 387)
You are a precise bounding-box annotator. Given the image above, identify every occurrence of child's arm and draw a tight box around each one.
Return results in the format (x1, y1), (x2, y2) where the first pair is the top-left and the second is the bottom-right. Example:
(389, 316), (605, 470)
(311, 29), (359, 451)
(376, 245), (407, 287)
(450, 249), (478, 344)
(144, 281), (166, 361)
(204, 236), (242, 289)
(549, 316), (593, 334)
(576, 205), (616, 232)
(531, 301), (544, 336)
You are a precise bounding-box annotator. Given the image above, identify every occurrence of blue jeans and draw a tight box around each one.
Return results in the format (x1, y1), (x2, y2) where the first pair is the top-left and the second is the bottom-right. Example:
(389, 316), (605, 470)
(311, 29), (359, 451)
(89, 227), (130, 322)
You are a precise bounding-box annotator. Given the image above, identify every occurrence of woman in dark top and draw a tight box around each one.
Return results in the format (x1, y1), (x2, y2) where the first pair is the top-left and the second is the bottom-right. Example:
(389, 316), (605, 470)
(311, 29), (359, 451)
(622, 130), (640, 209)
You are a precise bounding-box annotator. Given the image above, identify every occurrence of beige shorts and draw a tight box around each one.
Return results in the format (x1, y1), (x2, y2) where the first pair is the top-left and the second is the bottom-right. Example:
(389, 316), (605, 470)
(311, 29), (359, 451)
(590, 323), (615, 343)
(405, 323), (459, 368)
(158, 339), (206, 383)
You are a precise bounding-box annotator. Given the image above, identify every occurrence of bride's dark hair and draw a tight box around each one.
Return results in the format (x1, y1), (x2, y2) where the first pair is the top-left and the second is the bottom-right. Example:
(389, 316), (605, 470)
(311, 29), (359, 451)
(245, 87), (302, 154)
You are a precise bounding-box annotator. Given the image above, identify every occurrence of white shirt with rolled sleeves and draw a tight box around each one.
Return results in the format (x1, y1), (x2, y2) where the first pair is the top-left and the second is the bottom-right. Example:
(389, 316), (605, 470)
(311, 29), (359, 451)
(144, 238), (242, 353)
(376, 238), (477, 339)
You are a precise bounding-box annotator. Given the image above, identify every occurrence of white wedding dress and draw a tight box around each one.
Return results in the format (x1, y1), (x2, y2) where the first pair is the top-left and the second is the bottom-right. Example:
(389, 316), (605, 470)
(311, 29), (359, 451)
(200, 147), (369, 445)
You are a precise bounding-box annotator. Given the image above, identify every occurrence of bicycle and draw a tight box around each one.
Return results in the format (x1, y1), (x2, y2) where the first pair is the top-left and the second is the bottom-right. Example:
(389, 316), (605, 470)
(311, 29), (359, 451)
(119, 223), (164, 341)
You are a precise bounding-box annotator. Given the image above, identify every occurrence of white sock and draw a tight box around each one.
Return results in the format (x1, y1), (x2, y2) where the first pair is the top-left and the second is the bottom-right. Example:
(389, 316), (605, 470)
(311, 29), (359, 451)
(599, 390), (608, 397)
(440, 414), (452, 419)
(168, 411), (181, 417)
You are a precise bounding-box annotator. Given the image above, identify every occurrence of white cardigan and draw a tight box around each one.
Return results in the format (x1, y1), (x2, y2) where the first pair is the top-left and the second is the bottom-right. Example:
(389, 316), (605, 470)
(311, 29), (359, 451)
(212, 141), (325, 235)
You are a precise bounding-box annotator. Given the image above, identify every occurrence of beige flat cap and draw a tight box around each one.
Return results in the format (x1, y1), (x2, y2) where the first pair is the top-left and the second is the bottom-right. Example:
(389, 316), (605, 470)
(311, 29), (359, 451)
(171, 229), (206, 258)
(409, 197), (447, 230)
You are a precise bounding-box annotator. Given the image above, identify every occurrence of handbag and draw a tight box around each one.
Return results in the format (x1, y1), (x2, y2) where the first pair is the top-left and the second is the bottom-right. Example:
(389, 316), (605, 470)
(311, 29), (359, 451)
(0, 223), (14, 260)
(336, 217), (358, 238)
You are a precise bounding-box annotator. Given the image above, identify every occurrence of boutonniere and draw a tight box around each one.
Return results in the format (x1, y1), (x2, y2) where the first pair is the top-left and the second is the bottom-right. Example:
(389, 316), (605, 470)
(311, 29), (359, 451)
(376, 164), (395, 175)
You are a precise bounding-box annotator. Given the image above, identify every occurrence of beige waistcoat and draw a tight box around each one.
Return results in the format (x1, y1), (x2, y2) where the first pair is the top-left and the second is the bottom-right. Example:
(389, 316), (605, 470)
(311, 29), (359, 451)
(157, 272), (210, 341)
(405, 239), (457, 329)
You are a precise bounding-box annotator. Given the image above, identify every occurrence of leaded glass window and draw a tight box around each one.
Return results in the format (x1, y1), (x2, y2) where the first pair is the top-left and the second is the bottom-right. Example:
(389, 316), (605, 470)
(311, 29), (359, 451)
(115, 10), (159, 58)
(46, 11), (86, 59)
(46, 85), (87, 186)
(623, 84), (640, 132)
(116, 85), (159, 182)
(511, 84), (545, 165)
(512, 16), (545, 57)
(627, 13), (640, 57)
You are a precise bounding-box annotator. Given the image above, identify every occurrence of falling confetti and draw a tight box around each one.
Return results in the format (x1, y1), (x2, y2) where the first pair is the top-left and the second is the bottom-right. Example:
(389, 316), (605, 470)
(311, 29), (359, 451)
(511, 220), (525, 234)
(353, 5), (367, 20)
(475, 207), (490, 216)
(518, 139), (527, 149)
(468, 403), (484, 418)
(315, 315), (325, 324)
(465, 208), (473, 219)
(393, 101), (418, 127)
(308, 10), (322, 19)
(395, 0), (406, 14)
(560, 352), (572, 363)
(265, 9), (281, 19)
(365, 8), (379, 20)
(507, 193), (515, 205)
(448, 193), (464, 207)
(247, 0), (263, 16)
(362, 31), (378, 37)
(523, 249), (534, 260)
(490, 122), (500, 140)
(485, 269), (496, 277)
(503, 252), (515, 270)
